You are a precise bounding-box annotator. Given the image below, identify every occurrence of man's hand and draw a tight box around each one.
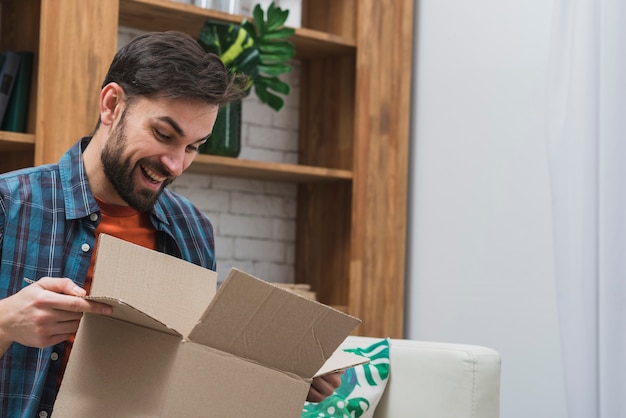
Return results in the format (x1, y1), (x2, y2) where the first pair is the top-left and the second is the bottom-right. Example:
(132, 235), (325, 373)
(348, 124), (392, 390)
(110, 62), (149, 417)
(0, 277), (113, 353)
(307, 371), (344, 403)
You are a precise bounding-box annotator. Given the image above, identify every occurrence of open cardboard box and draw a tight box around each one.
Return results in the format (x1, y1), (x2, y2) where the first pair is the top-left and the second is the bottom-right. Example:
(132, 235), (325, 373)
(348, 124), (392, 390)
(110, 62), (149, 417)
(53, 234), (366, 417)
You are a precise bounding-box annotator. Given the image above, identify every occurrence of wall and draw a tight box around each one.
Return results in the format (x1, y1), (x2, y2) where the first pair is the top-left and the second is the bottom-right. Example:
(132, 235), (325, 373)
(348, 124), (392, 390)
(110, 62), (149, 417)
(405, 0), (567, 417)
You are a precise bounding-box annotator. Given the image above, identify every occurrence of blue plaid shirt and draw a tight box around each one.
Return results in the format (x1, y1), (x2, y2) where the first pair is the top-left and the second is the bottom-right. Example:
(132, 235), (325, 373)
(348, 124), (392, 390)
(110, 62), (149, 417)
(0, 137), (216, 418)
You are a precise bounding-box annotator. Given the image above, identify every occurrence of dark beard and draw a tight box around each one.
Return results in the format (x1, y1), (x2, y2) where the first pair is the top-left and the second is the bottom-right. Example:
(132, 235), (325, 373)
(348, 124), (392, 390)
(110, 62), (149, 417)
(100, 113), (173, 212)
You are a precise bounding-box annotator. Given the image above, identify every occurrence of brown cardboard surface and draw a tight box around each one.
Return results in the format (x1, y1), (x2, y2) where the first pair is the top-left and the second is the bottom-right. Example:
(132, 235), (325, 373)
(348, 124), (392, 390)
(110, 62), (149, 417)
(90, 234), (216, 337)
(161, 343), (311, 417)
(54, 315), (181, 417)
(55, 315), (310, 418)
(85, 296), (179, 336)
(314, 349), (371, 377)
(188, 268), (362, 378)
(54, 234), (364, 417)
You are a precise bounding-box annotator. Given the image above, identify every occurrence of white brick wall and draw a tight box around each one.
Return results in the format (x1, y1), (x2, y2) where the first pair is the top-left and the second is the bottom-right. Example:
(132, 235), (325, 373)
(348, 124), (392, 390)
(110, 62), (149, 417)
(169, 174), (297, 283)
(118, 24), (300, 284)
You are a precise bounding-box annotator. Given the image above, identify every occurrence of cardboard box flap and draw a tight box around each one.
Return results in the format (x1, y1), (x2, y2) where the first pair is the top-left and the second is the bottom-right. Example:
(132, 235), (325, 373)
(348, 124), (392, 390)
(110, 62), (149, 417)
(313, 349), (370, 378)
(188, 269), (361, 378)
(85, 296), (180, 337)
(91, 234), (217, 337)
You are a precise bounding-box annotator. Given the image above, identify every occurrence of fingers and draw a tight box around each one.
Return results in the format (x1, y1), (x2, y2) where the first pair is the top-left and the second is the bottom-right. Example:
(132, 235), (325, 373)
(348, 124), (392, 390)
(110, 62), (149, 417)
(31, 319), (82, 347)
(83, 300), (114, 315)
(307, 371), (344, 403)
(34, 277), (86, 296)
(322, 371), (344, 387)
(29, 277), (113, 315)
(307, 385), (326, 403)
(0, 277), (114, 349)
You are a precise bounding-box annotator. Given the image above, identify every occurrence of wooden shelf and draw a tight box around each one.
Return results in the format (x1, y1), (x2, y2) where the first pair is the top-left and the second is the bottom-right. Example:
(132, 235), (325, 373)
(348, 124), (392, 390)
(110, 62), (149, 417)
(0, 0), (413, 338)
(119, 0), (356, 59)
(188, 154), (352, 183)
(0, 131), (35, 152)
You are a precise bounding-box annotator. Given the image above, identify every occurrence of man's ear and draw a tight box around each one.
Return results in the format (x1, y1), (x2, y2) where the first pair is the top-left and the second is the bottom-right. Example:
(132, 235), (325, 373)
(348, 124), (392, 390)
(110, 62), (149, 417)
(100, 82), (125, 126)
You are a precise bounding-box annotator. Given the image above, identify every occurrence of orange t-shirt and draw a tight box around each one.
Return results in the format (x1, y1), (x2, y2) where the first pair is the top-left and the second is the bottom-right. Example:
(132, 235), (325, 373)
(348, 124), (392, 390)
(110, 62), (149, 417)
(82, 197), (158, 293)
(57, 197), (158, 389)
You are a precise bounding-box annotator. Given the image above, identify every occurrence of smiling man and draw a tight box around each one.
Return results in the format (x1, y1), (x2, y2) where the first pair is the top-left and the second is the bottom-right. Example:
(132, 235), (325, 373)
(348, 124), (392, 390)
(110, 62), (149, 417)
(0, 31), (341, 418)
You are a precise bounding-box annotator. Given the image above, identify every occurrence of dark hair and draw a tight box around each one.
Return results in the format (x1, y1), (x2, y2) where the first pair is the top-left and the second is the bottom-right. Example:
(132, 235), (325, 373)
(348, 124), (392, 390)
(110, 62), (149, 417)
(102, 31), (245, 106)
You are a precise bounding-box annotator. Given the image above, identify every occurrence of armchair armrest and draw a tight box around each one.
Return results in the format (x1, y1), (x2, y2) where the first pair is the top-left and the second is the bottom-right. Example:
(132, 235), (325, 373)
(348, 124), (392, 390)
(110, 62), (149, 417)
(341, 336), (501, 418)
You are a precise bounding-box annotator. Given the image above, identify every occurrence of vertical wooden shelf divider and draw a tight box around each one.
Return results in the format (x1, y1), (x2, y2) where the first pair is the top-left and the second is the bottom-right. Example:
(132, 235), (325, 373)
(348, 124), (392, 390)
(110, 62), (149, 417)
(300, 0), (414, 337)
(349, 0), (414, 337)
(35, 0), (119, 166)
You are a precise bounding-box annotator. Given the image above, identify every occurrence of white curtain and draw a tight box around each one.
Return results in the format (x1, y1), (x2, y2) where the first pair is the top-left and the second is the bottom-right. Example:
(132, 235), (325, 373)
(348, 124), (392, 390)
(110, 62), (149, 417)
(547, 0), (626, 417)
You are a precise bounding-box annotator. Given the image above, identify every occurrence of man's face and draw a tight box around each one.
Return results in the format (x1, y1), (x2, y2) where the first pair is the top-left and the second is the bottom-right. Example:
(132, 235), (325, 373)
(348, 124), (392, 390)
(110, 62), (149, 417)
(100, 96), (218, 211)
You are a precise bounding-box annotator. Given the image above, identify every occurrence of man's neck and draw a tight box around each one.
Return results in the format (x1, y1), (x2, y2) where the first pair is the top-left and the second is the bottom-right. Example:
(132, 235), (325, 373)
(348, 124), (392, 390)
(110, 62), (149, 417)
(82, 133), (127, 207)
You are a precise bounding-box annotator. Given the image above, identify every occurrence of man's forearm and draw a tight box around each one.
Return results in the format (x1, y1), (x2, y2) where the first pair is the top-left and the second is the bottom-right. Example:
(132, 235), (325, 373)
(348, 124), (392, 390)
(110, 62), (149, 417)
(0, 316), (11, 357)
(0, 297), (13, 356)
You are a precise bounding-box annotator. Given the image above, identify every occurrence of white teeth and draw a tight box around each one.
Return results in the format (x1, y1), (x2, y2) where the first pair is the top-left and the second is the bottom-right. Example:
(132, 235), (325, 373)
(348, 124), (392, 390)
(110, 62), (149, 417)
(141, 164), (166, 183)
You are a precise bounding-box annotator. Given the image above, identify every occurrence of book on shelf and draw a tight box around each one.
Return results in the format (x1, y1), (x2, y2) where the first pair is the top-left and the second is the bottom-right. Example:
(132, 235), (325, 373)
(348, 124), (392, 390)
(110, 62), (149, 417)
(0, 51), (22, 128)
(1, 51), (34, 133)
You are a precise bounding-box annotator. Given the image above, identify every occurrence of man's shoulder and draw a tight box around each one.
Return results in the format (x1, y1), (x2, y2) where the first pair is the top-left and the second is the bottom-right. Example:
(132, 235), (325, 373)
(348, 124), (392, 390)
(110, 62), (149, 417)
(155, 189), (213, 234)
(0, 164), (59, 191)
(155, 188), (216, 269)
(158, 188), (206, 218)
(0, 163), (58, 180)
(0, 164), (61, 219)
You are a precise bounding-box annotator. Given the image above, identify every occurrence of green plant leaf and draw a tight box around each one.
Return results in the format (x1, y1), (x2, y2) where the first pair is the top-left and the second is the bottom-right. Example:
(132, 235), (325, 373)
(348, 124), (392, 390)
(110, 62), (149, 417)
(255, 76), (290, 95)
(258, 42), (295, 55)
(266, 5), (289, 30)
(252, 4), (265, 35)
(254, 83), (285, 111)
(260, 27), (296, 41)
(230, 48), (259, 76)
(271, 80), (290, 95)
(197, 2), (295, 111)
(257, 63), (292, 76)
(259, 53), (292, 64)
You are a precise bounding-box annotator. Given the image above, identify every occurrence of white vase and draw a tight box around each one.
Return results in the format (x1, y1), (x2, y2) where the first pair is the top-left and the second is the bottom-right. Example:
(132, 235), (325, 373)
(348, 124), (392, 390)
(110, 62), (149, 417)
(195, 0), (240, 14)
(195, 0), (301, 26)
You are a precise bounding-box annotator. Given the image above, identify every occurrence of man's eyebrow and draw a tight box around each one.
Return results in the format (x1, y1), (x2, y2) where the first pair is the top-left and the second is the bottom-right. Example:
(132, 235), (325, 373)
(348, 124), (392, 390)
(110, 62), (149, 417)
(157, 116), (210, 143)
(197, 133), (211, 143)
(156, 116), (184, 137)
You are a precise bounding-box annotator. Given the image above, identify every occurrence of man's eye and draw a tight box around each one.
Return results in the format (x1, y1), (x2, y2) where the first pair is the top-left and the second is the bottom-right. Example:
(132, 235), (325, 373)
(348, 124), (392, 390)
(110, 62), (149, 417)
(187, 145), (199, 153)
(155, 129), (171, 141)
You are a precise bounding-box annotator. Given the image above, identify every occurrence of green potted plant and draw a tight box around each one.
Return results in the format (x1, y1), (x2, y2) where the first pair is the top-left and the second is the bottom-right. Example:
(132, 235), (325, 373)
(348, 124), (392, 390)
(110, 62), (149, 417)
(197, 2), (296, 157)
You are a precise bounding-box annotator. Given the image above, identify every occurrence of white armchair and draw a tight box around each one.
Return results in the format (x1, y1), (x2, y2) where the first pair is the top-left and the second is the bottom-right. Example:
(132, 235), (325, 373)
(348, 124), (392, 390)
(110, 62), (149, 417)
(341, 336), (502, 418)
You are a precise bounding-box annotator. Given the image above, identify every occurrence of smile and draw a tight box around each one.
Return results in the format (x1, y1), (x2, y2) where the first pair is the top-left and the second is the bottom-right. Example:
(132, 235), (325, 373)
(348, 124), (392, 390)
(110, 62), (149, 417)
(140, 164), (168, 184)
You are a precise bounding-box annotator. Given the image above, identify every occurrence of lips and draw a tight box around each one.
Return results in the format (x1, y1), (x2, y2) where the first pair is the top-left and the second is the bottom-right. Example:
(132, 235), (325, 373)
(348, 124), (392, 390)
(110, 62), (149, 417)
(140, 163), (168, 184)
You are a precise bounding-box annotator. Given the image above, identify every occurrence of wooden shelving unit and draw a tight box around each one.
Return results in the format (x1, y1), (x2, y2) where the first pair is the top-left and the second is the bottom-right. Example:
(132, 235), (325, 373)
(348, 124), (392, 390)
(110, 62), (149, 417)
(0, 0), (414, 338)
(119, 0), (356, 59)
(0, 131), (35, 150)
(188, 155), (352, 183)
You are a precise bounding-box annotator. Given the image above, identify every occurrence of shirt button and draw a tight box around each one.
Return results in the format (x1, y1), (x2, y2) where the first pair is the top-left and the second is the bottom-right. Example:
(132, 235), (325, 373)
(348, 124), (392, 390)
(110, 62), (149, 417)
(39, 411), (48, 418)
(90, 213), (99, 222)
(50, 352), (59, 361)
(81, 243), (91, 252)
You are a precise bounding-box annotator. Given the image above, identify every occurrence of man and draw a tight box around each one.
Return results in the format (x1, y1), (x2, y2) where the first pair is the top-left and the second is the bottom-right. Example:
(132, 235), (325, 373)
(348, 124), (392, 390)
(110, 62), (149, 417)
(0, 31), (340, 417)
